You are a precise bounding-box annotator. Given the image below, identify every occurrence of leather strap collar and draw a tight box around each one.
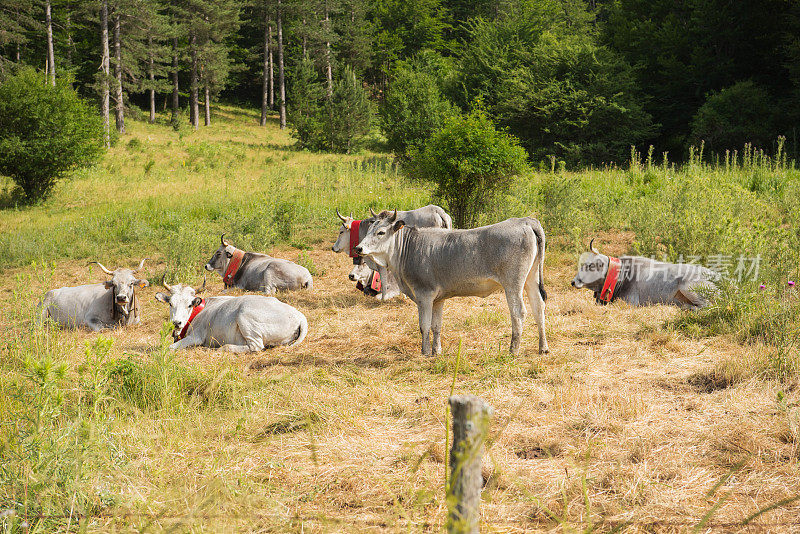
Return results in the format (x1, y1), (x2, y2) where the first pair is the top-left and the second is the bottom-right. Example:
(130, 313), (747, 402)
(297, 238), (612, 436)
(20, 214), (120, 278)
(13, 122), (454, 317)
(223, 249), (245, 288)
(349, 220), (362, 258)
(177, 299), (205, 340)
(599, 257), (621, 303)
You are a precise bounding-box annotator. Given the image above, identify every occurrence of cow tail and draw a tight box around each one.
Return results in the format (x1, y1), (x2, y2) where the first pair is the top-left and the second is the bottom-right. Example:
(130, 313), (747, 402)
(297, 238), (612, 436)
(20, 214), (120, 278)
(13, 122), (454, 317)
(530, 219), (547, 301)
(289, 314), (308, 346)
(439, 207), (453, 229)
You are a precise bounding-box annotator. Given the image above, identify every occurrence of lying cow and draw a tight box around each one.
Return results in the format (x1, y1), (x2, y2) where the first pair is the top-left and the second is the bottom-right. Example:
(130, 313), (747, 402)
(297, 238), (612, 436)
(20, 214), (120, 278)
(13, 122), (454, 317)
(39, 258), (149, 331)
(570, 239), (718, 308)
(332, 205), (452, 300)
(155, 277), (308, 352)
(355, 211), (549, 356)
(205, 234), (313, 293)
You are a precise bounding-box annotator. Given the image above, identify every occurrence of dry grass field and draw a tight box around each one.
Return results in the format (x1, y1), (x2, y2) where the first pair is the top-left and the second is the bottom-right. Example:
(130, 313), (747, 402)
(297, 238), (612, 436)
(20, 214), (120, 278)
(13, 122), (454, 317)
(1, 106), (799, 533)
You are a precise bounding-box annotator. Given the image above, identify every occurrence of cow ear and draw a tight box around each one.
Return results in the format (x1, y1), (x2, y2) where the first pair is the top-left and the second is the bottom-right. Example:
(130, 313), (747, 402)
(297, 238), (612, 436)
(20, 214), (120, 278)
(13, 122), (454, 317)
(192, 297), (203, 307)
(104, 281), (114, 289)
(154, 292), (170, 303)
(137, 279), (149, 288)
(393, 220), (405, 232)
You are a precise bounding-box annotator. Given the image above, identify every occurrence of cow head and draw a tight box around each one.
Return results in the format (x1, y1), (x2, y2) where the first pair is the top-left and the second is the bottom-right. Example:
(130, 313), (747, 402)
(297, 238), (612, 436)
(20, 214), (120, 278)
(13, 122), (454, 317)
(349, 261), (372, 284)
(332, 208), (355, 253)
(205, 234), (237, 275)
(90, 258), (149, 318)
(354, 209), (405, 268)
(571, 239), (608, 290)
(155, 276), (206, 338)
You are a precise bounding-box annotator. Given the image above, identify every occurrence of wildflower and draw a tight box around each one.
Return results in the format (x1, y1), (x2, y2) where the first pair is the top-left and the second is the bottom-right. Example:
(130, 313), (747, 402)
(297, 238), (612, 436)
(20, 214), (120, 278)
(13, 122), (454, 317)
(759, 284), (766, 290)
(789, 281), (796, 287)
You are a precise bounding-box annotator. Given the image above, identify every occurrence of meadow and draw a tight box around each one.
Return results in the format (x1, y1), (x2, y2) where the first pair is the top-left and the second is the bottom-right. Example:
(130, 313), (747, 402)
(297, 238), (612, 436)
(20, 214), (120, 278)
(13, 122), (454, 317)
(1, 106), (799, 533)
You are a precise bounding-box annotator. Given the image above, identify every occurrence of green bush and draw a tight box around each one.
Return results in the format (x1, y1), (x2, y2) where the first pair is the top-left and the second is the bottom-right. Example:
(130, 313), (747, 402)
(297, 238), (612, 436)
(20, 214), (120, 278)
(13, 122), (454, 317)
(691, 81), (778, 153)
(409, 109), (528, 228)
(289, 64), (372, 153)
(0, 67), (105, 202)
(381, 53), (457, 158)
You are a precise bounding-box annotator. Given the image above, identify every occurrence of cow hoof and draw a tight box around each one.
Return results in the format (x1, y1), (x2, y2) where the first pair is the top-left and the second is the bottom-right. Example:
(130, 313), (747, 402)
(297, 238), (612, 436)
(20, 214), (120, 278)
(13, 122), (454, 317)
(539, 348), (550, 354)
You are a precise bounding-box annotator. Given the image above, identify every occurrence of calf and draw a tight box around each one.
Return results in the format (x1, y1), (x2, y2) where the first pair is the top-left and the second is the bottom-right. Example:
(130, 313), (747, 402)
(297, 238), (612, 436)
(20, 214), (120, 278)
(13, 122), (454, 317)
(155, 277), (308, 352)
(39, 259), (149, 331)
(205, 234), (312, 293)
(355, 211), (548, 356)
(571, 239), (718, 308)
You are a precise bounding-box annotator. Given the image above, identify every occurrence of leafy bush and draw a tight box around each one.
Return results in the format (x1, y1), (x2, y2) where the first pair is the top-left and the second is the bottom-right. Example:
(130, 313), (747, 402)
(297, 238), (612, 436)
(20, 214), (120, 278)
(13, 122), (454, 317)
(409, 110), (528, 228)
(691, 81), (778, 153)
(289, 64), (372, 153)
(381, 52), (457, 158)
(0, 67), (105, 202)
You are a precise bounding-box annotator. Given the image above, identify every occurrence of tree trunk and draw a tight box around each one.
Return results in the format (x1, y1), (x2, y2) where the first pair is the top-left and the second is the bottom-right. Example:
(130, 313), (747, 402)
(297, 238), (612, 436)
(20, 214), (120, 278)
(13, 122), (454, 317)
(171, 36), (179, 125)
(45, 0), (55, 85)
(324, 3), (332, 97)
(277, 0), (286, 129)
(113, 12), (125, 133)
(302, 17), (307, 58)
(16, 43), (21, 63)
(268, 22), (274, 110)
(66, 8), (72, 66)
(260, 8), (270, 126)
(101, 0), (110, 148)
(189, 32), (199, 130)
(204, 85), (211, 126)
(148, 35), (155, 123)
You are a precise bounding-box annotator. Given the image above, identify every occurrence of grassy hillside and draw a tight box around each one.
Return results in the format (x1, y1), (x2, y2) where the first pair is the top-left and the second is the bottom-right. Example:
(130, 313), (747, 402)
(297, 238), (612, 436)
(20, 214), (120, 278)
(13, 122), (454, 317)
(1, 106), (799, 532)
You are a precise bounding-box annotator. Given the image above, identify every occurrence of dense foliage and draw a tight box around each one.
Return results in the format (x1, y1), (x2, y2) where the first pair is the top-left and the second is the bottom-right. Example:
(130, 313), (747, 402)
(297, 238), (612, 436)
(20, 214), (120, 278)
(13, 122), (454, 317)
(410, 110), (528, 228)
(0, 68), (104, 202)
(1, 0), (799, 165)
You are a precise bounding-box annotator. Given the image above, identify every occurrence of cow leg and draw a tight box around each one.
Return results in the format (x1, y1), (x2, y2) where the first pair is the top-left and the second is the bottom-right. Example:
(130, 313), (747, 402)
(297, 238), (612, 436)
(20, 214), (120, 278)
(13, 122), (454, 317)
(431, 300), (444, 355)
(416, 296), (434, 356)
(525, 275), (549, 354)
(169, 336), (200, 350)
(378, 265), (399, 300)
(504, 287), (527, 356)
(222, 325), (267, 353)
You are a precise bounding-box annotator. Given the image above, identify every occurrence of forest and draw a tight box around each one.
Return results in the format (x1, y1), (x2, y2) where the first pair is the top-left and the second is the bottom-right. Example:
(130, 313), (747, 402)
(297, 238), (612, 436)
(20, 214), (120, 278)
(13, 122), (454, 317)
(2, 0), (799, 166)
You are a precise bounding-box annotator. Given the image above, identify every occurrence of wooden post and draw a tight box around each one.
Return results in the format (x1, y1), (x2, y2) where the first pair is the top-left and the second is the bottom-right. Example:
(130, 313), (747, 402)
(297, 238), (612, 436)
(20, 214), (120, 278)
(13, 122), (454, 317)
(448, 394), (492, 534)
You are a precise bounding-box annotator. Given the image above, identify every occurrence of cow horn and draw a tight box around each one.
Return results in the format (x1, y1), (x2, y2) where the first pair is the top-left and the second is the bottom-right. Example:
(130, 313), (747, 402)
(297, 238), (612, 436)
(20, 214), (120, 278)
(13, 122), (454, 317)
(196, 275), (207, 294)
(589, 238), (600, 255)
(336, 208), (347, 223)
(89, 261), (114, 275)
(133, 258), (147, 272)
(369, 207), (377, 218)
(161, 274), (175, 293)
(221, 233), (229, 247)
(389, 209), (397, 222)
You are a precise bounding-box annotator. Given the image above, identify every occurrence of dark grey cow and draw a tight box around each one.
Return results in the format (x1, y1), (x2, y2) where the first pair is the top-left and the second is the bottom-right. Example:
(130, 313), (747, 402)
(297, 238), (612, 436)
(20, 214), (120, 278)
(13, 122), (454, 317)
(39, 259), (149, 331)
(355, 211), (549, 356)
(332, 204), (452, 300)
(205, 235), (313, 293)
(571, 239), (718, 308)
(155, 277), (307, 352)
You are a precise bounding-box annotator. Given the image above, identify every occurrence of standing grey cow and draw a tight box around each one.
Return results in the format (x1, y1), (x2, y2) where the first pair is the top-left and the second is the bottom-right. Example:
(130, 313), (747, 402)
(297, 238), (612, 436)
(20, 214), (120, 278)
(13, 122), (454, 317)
(155, 277), (308, 352)
(205, 234), (313, 293)
(332, 205), (452, 300)
(571, 239), (718, 308)
(355, 211), (548, 356)
(39, 259), (149, 331)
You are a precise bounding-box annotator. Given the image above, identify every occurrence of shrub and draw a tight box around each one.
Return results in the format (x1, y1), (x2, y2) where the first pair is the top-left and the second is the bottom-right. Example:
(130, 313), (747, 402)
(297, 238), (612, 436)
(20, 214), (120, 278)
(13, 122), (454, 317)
(289, 64), (372, 153)
(0, 68), (105, 202)
(381, 53), (457, 159)
(691, 81), (778, 153)
(409, 110), (528, 228)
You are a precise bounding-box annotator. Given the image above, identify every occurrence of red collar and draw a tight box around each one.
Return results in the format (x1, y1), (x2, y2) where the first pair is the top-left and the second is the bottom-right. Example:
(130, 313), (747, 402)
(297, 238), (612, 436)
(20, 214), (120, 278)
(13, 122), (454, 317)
(223, 249), (245, 287)
(177, 299), (205, 340)
(599, 257), (621, 302)
(348, 220), (362, 258)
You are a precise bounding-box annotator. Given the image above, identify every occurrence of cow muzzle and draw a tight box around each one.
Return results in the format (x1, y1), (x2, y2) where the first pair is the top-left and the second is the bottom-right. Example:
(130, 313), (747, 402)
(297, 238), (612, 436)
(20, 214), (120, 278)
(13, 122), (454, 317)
(354, 246), (363, 255)
(204, 264), (214, 271)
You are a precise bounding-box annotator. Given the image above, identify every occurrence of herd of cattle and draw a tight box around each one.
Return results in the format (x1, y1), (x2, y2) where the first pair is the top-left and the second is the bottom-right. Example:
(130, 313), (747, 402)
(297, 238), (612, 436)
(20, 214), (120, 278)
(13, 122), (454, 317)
(37, 204), (717, 355)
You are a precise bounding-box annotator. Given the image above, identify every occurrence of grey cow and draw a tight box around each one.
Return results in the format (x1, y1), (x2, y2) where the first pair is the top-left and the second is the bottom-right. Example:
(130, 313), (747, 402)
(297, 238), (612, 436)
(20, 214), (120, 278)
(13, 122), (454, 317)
(332, 204), (452, 300)
(355, 211), (549, 356)
(39, 259), (149, 331)
(571, 239), (718, 308)
(155, 277), (308, 352)
(205, 234), (313, 293)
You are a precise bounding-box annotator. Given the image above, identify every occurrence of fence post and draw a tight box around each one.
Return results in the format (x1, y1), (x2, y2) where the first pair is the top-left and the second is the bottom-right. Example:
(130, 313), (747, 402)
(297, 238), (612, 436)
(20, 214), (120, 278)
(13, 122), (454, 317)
(448, 394), (493, 534)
